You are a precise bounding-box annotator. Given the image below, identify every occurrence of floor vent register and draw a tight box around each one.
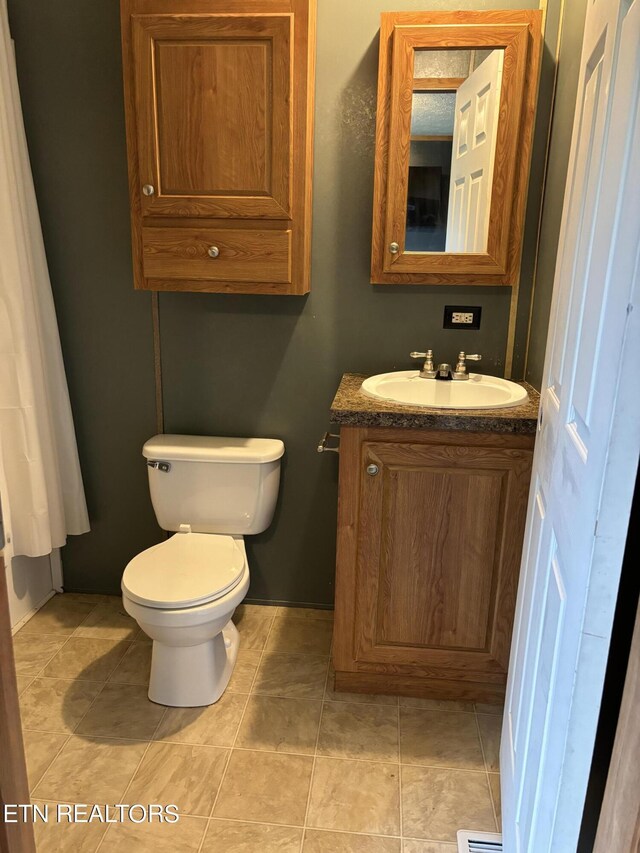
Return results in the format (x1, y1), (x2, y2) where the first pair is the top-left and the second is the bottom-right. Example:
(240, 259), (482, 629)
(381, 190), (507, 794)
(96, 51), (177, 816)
(457, 830), (504, 853)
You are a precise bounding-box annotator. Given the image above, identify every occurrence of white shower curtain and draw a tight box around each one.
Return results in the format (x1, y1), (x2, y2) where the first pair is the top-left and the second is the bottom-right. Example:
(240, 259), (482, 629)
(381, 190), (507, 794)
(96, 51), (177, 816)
(0, 0), (89, 558)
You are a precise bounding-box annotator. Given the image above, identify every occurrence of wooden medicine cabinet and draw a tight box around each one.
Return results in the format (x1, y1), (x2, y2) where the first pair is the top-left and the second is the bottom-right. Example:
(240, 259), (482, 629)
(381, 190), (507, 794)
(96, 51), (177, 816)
(120, 0), (316, 294)
(371, 10), (542, 285)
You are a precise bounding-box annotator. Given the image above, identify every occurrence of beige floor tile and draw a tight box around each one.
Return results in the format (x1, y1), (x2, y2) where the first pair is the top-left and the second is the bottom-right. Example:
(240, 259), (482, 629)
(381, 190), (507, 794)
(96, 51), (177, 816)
(227, 649), (262, 693)
(135, 628), (153, 644)
(304, 829), (401, 852)
(76, 682), (166, 739)
(401, 765), (495, 841)
(203, 819), (303, 852)
(233, 604), (276, 649)
(32, 800), (109, 853)
(253, 652), (329, 699)
(399, 696), (474, 712)
(22, 731), (68, 789)
(99, 813), (207, 852)
(403, 842), (457, 853)
(19, 595), (96, 636)
(127, 742), (228, 817)
(266, 615), (333, 655)
(489, 773), (502, 829)
(59, 593), (117, 604)
(236, 695), (322, 754)
(16, 674), (34, 695)
(12, 634), (66, 675)
(276, 606), (334, 621)
(477, 714), (502, 772)
(100, 594), (126, 606)
(19, 677), (103, 733)
(214, 749), (313, 825)
(325, 665), (398, 706)
(475, 702), (504, 715)
(307, 757), (400, 836)
(42, 637), (130, 681)
(33, 736), (148, 803)
(73, 601), (139, 641)
(400, 709), (484, 770)
(108, 641), (152, 685)
(318, 701), (399, 762)
(155, 692), (247, 747)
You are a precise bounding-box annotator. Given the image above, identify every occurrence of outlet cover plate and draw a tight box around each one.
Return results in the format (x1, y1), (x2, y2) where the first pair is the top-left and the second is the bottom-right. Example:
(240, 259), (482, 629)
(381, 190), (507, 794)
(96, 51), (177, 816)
(443, 305), (482, 330)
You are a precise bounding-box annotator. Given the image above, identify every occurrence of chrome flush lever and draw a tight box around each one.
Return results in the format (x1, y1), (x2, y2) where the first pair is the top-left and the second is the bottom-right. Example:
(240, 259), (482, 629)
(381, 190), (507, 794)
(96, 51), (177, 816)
(147, 460), (171, 472)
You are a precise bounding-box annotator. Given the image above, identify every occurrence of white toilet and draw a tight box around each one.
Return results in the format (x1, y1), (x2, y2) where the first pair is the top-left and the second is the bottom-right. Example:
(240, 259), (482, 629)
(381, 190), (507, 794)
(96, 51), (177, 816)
(121, 434), (284, 707)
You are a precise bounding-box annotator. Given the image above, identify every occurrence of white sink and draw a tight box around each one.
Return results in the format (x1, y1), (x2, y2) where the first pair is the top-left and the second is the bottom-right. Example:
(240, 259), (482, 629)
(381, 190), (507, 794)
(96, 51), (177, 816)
(361, 371), (528, 410)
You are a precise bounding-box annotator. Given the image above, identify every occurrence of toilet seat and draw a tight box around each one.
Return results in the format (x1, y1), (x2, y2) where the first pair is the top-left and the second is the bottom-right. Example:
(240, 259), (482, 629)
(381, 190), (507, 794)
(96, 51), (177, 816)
(122, 532), (245, 610)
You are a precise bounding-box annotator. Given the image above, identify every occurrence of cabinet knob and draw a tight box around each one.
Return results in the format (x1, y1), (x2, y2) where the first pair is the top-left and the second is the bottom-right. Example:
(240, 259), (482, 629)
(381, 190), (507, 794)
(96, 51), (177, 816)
(389, 242), (399, 254)
(207, 246), (220, 258)
(142, 184), (155, 196)
(366, 463), (379, 476)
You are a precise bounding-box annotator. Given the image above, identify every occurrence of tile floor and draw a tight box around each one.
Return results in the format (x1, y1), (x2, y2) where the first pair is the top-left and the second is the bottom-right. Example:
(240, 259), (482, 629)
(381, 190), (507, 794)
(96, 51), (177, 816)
(13, 594), (503, 852)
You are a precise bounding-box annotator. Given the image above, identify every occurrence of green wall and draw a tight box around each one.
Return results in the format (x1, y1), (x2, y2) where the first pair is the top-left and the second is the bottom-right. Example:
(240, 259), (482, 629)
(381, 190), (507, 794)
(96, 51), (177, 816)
(525, 0), (588, 389)
(8, 0), (567, 604)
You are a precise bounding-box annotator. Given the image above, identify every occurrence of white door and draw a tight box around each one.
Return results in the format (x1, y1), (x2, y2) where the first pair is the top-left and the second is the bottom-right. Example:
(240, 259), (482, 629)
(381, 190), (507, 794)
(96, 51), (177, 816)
(502, 1), (640, 851)
(445, 50), (503, 252)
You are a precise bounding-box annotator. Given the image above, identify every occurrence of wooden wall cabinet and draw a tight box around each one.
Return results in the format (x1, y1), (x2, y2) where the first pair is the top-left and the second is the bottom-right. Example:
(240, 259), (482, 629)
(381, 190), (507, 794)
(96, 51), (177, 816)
(371, 10), (542, 285)
(121, 0), (316, 294)
(333, 426), (534, 702)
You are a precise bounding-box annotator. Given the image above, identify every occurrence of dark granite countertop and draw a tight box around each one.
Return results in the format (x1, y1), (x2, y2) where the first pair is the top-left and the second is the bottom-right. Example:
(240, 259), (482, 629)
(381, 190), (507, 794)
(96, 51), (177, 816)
(330, 373), (540, 434)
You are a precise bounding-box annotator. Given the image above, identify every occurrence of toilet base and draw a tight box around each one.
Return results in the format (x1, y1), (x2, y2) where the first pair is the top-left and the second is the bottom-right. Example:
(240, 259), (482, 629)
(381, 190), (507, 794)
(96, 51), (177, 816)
(148, 620), (239, 707)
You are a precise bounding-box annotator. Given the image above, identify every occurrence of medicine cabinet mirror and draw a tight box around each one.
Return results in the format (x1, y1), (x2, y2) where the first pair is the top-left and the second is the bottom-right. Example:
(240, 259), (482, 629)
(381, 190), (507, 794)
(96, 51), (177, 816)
(371, 11), (542, 285)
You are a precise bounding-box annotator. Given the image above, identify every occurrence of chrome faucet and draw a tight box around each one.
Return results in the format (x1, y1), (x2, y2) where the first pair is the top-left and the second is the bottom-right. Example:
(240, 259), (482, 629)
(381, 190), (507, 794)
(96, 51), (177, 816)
(410, 350), (481, 380)
(410, 350), (437, 379)
(452, 352), (482, 380)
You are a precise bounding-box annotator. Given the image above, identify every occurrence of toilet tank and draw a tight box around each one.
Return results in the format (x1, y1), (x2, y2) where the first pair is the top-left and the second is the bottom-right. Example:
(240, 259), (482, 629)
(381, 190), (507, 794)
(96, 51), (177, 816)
(143, 435), (284, 535)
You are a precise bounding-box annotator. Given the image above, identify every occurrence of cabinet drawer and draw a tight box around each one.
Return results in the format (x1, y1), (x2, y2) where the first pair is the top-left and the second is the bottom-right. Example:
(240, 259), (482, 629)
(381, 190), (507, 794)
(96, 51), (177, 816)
(141, 227), (292, 283)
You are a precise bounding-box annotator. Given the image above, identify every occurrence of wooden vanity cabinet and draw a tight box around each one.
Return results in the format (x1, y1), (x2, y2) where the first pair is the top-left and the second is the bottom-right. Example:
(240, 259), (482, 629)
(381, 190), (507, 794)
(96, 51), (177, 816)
(120, 0), (316, 294)
(333, 425), (534, 703)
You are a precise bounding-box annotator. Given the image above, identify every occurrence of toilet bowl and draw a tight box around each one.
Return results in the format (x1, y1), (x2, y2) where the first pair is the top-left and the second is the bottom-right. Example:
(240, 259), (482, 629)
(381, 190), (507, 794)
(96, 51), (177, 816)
(121, 434), (284, 707)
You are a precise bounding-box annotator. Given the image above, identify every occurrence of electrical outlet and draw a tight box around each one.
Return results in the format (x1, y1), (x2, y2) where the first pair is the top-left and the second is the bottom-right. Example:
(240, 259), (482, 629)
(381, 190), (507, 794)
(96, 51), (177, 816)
(452, 311), (475, 324)
(443, 305), (482, 330)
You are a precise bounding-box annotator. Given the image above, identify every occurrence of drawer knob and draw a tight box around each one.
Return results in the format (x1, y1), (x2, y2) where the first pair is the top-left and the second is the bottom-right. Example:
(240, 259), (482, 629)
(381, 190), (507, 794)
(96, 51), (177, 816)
(142, 184), (155, 196)
(207, 246), (220, 258)
(366, 463), (379, 476)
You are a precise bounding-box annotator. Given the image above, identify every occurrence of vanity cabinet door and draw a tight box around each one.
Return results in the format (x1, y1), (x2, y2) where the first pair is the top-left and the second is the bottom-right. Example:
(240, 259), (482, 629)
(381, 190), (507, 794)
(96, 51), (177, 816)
(333, 427), (533, 702)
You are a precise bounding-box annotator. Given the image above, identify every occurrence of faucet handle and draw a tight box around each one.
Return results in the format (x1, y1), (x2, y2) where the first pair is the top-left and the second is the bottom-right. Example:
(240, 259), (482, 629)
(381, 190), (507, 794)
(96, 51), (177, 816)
(411, 350), (436, 379)
(410, 349), (434, 367)
(452, 351), (482, 380)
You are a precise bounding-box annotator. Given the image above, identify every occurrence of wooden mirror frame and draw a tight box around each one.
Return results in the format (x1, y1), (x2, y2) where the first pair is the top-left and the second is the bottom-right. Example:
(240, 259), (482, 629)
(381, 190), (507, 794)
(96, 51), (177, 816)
(371, 10), (542, 285)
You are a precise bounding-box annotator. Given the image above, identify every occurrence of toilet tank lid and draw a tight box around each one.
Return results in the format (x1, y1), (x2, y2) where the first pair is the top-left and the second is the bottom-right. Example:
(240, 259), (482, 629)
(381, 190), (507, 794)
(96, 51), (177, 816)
(143, 434), (285, 464)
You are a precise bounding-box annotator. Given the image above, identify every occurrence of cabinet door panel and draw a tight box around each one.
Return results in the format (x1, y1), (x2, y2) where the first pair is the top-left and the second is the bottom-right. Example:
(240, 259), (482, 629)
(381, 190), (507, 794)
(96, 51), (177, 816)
(156, 42), (269, 195)
(132, 14), (292, 218)
(354, 441), (532, 674)
(378, 465), (504, 650)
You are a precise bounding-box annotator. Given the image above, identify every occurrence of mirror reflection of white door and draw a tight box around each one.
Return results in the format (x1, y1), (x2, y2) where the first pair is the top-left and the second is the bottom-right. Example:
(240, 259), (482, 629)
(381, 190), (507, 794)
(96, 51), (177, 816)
(445, 50), (503, 252)
(502, 0), (640, 851)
